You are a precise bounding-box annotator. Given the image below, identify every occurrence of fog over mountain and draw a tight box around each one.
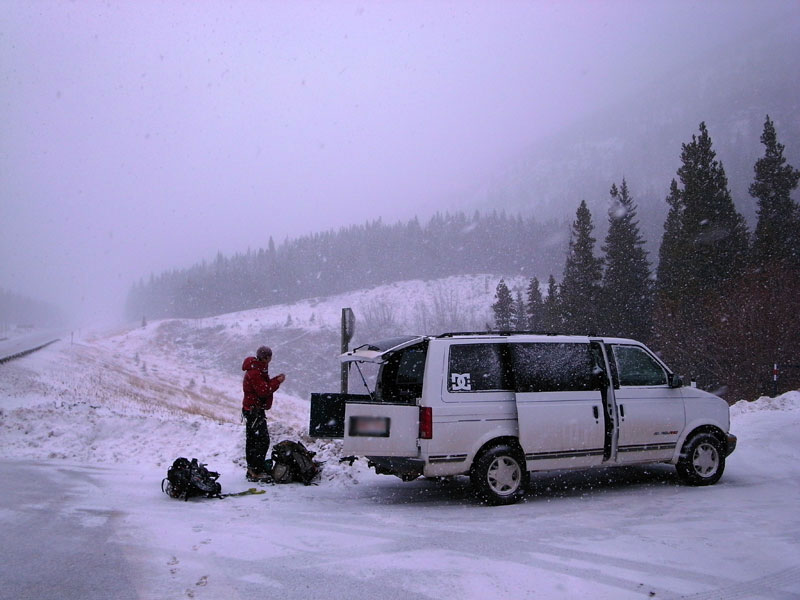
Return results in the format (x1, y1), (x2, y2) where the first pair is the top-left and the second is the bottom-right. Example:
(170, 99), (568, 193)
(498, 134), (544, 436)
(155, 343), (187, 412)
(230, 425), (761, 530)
(1, 2), (798, 325)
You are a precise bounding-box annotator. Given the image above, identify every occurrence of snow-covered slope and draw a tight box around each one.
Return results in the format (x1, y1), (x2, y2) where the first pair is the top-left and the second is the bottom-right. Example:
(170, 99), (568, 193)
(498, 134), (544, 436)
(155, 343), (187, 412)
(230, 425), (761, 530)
(91, 274), (530, 404)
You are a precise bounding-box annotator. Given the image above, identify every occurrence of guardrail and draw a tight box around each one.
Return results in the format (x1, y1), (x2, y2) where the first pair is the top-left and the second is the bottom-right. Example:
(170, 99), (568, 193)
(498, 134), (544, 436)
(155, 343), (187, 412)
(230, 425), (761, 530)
(0, 339), (60, 365)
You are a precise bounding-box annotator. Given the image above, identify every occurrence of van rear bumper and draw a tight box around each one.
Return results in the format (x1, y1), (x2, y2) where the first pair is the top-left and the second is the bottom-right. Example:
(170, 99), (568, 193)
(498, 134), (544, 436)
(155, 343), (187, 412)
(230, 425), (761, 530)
(367, 456), (425, 481)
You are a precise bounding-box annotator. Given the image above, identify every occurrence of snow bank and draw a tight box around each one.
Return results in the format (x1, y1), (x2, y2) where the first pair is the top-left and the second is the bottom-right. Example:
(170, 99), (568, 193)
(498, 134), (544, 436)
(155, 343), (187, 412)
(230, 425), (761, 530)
(730, 391), (800, 416)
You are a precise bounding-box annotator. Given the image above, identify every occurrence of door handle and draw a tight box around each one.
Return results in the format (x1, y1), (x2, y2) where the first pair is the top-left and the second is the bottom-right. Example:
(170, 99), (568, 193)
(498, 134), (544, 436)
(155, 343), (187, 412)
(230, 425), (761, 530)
(620, 404), (625, 420)
(593, 406), (599, 420)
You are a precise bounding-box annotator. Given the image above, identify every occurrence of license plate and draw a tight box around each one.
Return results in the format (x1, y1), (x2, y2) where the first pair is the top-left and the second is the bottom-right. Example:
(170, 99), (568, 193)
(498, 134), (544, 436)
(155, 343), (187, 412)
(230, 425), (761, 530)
(349, 415), (391, 437)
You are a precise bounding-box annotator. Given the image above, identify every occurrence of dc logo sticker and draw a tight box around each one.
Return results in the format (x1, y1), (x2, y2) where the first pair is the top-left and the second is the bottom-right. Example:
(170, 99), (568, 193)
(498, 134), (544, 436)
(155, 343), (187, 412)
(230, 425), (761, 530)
(451, 373), (472, 391)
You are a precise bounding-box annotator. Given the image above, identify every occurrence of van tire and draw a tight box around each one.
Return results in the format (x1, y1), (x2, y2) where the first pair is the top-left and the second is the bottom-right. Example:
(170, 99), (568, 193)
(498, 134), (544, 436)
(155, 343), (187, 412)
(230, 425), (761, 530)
(676, 432), (725, 486)
(471, 444), (528, 505)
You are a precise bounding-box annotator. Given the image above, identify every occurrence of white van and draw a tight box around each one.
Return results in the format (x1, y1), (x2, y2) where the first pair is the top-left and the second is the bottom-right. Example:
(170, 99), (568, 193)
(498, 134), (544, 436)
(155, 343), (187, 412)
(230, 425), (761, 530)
(309, 333), (737, 504)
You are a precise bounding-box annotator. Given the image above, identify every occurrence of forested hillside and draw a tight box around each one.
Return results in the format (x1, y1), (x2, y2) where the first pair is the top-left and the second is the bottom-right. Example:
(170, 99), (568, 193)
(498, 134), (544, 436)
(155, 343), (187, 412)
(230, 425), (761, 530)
(125, 211), (566, 320)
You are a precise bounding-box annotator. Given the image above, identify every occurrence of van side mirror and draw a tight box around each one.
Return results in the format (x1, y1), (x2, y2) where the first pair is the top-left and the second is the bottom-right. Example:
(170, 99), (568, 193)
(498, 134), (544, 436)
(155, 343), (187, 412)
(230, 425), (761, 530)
(669, 373), (683, 388)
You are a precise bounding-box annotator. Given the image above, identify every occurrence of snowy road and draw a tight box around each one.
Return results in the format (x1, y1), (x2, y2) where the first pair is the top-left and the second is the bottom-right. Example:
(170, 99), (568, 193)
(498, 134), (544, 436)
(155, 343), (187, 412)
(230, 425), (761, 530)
(1, 452), (799, 600)
(0, 461), (138, 600)
(0, 329), (63, 362)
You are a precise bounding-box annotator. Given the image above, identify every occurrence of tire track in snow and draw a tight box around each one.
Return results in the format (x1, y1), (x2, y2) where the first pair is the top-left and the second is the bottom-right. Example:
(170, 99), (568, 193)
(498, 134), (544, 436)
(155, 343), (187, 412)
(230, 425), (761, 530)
(664, 565), (800, 600)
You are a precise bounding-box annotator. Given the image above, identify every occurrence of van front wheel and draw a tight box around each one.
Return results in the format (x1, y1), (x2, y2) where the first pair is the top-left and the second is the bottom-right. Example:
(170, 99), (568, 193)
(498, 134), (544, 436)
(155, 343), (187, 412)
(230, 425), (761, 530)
(676, 432), (725, 486)
(471, 444), (528, 505)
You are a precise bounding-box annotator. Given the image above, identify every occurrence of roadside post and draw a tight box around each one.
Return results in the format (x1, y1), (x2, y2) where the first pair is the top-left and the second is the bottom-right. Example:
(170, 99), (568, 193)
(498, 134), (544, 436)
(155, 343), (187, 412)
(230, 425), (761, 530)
(772, 363), (800, 397)
(773, 363), (779, 398)
(341, 308), (355, 393)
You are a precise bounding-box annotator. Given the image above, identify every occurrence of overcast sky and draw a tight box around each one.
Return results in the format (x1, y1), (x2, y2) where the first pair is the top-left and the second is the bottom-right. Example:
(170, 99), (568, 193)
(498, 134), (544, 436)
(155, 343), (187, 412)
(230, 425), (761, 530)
(1, 1), (797, 324)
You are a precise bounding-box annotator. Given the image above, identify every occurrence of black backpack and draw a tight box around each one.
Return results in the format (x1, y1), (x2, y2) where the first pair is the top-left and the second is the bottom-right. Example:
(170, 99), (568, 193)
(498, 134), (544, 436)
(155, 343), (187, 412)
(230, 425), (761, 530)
(270, 440), (321, 485)
(162, 457), (222, 500)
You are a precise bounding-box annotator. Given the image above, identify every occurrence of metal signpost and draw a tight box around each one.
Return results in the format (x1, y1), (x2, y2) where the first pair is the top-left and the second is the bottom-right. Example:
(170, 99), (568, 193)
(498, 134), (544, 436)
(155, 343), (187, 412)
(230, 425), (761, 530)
(341, 308), (355, 394)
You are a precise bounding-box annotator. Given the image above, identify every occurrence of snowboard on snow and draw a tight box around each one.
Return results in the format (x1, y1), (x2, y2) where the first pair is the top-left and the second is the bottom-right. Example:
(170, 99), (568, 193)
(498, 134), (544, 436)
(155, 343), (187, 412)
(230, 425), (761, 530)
(220, 487), (266, 498)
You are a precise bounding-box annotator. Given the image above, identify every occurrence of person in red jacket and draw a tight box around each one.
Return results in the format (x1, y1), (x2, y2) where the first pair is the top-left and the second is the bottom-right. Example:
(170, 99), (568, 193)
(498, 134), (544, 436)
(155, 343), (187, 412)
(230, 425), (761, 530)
(242, 345), (285, 481)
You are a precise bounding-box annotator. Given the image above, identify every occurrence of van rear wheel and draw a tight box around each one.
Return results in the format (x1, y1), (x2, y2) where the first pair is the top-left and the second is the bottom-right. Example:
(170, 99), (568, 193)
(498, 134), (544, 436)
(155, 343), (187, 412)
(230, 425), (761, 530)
(471, 444), (528, 505)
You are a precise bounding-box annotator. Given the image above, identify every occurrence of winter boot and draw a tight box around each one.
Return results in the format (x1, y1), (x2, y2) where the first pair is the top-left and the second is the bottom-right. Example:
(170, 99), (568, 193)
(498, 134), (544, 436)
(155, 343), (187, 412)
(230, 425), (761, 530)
(246, 467), (272, 483)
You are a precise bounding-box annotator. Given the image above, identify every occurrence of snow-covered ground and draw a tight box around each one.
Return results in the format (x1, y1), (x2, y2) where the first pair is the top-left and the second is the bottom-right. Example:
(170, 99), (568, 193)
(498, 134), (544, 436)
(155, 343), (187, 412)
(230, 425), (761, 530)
(1, 279), (799, 599)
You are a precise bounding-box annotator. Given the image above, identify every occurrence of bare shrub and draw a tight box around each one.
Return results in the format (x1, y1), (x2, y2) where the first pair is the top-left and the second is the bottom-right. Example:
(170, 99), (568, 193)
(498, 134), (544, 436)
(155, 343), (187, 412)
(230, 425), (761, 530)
(359, 299), (402, 339)
(413, 284), (487, 335)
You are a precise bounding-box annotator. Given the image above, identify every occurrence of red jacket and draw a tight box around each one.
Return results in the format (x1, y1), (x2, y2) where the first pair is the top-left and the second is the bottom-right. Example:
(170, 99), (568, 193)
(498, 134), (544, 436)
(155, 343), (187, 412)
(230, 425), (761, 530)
(242, 356), (282, 411)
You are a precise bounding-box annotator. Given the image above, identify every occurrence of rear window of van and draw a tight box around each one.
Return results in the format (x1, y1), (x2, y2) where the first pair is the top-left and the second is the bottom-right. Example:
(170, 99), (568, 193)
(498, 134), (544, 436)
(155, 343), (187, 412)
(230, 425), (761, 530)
(447, 343), (511, 392)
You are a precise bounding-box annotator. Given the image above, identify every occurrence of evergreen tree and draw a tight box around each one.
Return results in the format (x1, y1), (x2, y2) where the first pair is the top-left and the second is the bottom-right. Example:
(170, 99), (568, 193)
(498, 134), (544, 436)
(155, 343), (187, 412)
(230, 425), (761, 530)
(601, 179), (653, 341)
(526, 277), (544, 331)
(560, 201), (603, 333)
(542, 275), (561, 333)
(672, 122), (749, 302)
(656, 179), (684, 303)
(492, 279), (514, 330)
(750, 115), (800, 269)
(513, 290), (527, 331)
(705, 115), (800, 400)
(654, 122), (750, 392)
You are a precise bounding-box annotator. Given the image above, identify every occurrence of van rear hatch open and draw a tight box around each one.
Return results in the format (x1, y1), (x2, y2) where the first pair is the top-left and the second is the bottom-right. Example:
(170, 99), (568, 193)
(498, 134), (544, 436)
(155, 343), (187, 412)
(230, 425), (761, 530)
(309, 336), (426, 456)
(339, 335), (425, 364)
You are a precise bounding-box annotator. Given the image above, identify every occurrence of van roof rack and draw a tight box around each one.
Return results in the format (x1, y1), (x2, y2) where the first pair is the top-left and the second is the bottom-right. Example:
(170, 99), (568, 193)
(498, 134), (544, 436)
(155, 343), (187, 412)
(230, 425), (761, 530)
(436, 331), (573, 338)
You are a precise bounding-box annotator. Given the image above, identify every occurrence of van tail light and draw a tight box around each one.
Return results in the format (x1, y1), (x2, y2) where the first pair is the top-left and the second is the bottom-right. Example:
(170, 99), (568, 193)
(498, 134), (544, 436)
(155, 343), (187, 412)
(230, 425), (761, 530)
(419, 406), (433, 439)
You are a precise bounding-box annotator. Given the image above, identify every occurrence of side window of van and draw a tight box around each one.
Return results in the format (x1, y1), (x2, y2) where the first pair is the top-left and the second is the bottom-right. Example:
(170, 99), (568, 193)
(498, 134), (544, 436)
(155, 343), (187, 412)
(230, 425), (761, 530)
(510, 343), (599, 392)
(611, 345), (667, 386)
(448, 343), (509, 392)
(376, 343), (427, 403)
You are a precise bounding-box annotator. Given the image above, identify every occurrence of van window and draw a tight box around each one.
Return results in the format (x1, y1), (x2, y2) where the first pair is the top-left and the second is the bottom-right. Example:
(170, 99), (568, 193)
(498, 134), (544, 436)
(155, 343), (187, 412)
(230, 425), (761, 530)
(447, 343), (510, 392)
(510, 343), (599, 392)
(611, 345), (667, 386)
(375, 342), (427, 403)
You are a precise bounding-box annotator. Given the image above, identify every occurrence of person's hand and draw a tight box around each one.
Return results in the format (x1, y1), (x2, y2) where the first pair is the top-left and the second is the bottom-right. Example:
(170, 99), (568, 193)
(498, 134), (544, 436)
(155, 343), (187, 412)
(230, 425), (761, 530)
(276, 373), (286, 383)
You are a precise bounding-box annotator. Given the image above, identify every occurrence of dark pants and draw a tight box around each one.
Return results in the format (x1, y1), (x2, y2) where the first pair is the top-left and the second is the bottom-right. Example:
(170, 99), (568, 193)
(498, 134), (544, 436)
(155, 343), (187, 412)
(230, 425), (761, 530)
(243, 408), (270, 472)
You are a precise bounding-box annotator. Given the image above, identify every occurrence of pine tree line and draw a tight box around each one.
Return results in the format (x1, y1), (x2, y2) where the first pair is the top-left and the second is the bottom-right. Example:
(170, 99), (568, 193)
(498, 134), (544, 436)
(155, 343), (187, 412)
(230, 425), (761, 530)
(491, 117), (800, 401)
(125, 211), (565, 320)
(492, 181), (652, 341)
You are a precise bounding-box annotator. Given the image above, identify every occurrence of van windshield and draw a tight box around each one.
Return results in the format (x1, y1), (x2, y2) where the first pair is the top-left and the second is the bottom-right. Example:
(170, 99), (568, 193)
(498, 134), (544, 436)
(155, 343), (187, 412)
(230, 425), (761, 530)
(375, 342), (427, 404)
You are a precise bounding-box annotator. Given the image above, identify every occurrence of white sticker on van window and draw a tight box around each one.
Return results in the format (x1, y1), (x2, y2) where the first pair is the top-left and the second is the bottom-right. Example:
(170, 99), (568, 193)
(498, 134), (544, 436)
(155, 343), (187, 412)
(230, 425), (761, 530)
(451, 373), (472, 391)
